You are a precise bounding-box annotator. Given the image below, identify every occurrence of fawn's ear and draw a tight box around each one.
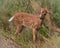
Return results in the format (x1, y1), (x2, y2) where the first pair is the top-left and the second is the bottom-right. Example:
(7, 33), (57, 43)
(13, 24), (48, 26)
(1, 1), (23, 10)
(44, 8), (52, 15)
(40, 8), (47, 13)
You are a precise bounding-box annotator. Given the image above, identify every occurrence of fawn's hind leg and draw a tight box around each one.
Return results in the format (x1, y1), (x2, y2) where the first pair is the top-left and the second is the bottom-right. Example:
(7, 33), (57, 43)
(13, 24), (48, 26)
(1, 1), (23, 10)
(15, 25), (23, 35)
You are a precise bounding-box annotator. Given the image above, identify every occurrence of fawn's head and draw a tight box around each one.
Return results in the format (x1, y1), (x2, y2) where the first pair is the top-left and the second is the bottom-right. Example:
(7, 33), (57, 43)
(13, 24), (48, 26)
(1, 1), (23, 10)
(39, 8), (48, 19)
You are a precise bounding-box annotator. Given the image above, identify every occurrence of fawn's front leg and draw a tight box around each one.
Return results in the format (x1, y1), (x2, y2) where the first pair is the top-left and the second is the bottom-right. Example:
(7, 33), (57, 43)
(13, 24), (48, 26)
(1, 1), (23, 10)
(32, 28), (37, 43)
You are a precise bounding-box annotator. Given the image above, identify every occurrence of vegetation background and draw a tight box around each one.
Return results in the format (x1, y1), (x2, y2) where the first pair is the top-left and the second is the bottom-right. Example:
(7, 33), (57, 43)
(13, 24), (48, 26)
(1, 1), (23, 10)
(0, 0), (60, 48)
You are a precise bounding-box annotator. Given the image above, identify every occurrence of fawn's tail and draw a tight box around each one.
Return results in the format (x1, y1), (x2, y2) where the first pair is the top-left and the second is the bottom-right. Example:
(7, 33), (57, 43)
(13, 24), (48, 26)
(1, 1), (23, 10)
(8, 16), (14, 22)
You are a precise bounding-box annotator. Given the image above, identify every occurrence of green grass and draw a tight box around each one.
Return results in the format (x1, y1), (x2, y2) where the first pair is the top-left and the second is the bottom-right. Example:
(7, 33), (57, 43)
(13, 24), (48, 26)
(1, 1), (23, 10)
(2, 28), (32, 44)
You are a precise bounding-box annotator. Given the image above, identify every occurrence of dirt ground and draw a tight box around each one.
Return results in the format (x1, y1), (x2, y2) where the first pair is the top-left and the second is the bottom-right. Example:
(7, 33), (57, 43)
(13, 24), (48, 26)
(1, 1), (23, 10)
(0, 30), (22, 48)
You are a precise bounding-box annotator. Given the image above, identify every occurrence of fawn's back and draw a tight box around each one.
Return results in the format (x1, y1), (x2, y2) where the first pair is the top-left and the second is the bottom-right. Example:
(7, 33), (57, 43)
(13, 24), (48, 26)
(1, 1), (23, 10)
(14, 13), (42, 29)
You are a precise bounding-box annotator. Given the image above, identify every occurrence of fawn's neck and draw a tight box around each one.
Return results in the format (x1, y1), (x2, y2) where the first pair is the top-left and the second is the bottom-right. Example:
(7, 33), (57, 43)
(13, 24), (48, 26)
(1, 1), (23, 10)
(39, 14), (45, 20)
(39, 14), (46, 26)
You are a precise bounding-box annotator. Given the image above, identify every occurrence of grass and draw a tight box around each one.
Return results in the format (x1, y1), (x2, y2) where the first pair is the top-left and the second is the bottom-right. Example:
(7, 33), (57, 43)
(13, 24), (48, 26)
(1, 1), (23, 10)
(1, 27), (47, 47)
(2, 28), (32, 44)
(0, 0), (60, 48)
(1, 27), (60, 48)
(1, 26), (50, 47)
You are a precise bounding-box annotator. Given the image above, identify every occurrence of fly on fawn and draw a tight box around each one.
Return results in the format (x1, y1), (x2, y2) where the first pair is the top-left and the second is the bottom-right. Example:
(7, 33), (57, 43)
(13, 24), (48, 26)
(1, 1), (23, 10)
(8, 8), (50, 42)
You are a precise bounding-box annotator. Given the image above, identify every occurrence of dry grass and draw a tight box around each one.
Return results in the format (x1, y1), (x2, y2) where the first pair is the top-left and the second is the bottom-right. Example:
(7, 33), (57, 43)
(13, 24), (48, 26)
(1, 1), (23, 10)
(1, 28), (60, 48)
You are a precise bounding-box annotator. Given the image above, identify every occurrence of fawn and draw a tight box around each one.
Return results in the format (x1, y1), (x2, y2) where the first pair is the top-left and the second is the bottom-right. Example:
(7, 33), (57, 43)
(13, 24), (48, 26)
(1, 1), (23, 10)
(8, 8), (49, 42)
